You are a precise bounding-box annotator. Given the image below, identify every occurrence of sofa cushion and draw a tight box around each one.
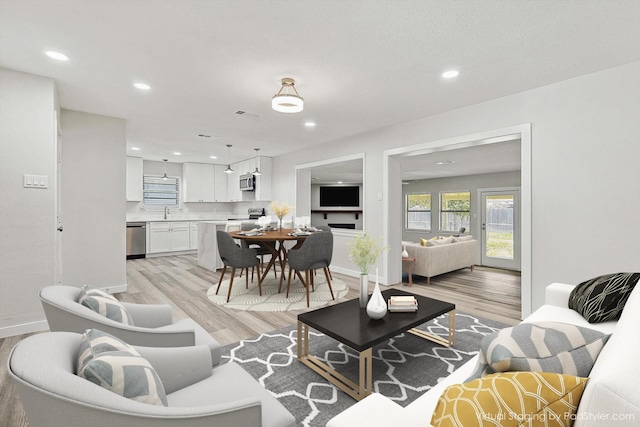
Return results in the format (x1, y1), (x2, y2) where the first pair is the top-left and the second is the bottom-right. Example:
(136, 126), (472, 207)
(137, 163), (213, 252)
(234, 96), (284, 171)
(568, 272), (639, 323)
(431, 371), (588, 427)
(78, 287), (134, 325)
(77, 329), (167, 406)
(467, 321), (609, 380)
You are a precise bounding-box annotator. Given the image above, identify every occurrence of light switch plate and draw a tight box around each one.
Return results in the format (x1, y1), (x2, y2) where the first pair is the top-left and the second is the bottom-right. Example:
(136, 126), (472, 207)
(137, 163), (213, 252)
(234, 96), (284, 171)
(23, 174), (48, 188)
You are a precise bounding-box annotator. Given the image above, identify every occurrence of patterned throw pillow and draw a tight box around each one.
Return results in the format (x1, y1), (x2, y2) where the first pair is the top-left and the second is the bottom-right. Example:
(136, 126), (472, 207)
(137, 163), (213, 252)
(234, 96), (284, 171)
(431, 371), (587, 427)
(467, 321), (609, 380)
(568, 272), (640, 323)
(452, 235), (473, 242)
(78, 286), (134, 325)
(77, 329), (167, 406)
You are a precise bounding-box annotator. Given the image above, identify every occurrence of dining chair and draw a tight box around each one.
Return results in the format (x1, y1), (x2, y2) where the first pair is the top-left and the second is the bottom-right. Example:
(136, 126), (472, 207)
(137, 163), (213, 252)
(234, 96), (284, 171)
(241, 221), (277, 280)
(216, 230), (262, 302)
(286, 231), (335, 307)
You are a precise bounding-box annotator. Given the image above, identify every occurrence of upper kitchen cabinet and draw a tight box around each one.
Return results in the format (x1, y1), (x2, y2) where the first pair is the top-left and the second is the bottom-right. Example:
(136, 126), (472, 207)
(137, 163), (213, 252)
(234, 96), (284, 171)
(213, 165), (228, 202)
(183, 162), (215, 202)
(126, 156), (143, 201)
(254, 157), (272, 201)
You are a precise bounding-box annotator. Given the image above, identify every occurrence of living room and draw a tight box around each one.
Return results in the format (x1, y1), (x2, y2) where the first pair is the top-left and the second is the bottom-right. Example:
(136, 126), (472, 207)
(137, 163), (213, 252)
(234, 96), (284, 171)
(1, 1), (639, 426)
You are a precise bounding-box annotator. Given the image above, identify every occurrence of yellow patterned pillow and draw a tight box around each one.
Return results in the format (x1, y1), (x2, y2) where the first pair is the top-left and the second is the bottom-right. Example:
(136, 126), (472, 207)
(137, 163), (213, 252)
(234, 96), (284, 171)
(431, 371), (587, 427)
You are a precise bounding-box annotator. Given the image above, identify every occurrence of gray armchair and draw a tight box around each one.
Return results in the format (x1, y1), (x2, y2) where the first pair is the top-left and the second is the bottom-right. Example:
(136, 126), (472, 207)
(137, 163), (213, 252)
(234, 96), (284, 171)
(286, 231), (335, 307)
(216, 230), (262, 302)
(40, 285), (221, 366)
(8, 331), (295, 427)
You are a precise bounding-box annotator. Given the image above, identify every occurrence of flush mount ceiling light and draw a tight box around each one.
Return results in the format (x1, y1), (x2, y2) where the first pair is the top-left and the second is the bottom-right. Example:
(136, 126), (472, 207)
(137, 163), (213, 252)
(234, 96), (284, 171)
(272, 77), (303, 113)
(45, 51), (68, 61)
(224, 145), (234, 174)
(162, 159), (169, 180)
(252, 148), (262, 176)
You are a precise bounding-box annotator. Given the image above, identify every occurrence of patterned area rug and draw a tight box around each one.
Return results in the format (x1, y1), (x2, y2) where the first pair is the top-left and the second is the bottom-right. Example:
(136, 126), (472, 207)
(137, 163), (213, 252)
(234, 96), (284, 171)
(207, 275), (348, 311)
(221, 312), (507, 426)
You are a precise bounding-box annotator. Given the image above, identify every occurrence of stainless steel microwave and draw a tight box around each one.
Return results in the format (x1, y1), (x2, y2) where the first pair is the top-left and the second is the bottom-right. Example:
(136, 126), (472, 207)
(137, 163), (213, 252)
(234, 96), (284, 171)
(239, 174), (254, 191)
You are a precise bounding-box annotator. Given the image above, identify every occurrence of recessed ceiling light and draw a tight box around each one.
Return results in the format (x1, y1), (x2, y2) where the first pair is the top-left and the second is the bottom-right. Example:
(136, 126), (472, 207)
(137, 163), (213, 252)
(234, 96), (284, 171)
(436, 160), (456, 165)
(210, 155), (217, 159)
(442, 70), (460, 79)
(45, 51), (69, 61)
(131, 147), (140, 151)
(305, 122), (316, 127)
(133, 82), (151, 90)
(173, 152), (181, 155)
(338, 181), (343, 184)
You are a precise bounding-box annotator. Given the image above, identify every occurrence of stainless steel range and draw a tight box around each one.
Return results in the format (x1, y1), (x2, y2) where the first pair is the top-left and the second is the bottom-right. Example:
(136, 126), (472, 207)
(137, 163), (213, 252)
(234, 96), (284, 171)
(228, 207), (265, 221)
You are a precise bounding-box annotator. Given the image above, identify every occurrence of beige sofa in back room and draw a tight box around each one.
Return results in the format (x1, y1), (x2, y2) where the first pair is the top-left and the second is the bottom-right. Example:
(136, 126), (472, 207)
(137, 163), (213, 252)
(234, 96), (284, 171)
(403, 236), (477, 284)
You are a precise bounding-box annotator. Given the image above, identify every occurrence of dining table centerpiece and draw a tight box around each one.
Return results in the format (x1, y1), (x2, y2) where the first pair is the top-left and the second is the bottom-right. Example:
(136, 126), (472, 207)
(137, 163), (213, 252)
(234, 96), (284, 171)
(270, 201), (294, 231)
(347, 233), (388, 310)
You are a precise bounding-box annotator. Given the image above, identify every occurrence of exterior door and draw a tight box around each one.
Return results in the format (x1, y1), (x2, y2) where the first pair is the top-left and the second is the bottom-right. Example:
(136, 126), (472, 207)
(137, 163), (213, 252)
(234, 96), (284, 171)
(480, 188), (520, 270)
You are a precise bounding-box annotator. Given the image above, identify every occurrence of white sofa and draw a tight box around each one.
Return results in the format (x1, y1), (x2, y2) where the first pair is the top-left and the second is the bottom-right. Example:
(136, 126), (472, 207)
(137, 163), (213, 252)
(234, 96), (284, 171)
(403, 238), (477, 284)
(327, 282), (640, 426)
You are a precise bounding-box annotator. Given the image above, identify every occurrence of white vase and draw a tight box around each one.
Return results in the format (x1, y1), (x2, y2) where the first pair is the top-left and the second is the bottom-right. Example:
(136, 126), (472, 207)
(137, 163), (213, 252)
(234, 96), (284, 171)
(366, 280), (387, 320)
(359, 274), (368, 308)
(401, 244), (409, 258)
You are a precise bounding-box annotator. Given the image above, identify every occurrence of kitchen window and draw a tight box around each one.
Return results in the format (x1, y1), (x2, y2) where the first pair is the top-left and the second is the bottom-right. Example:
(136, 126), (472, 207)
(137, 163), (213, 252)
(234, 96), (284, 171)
(406, 193), (431, 230)
(440, 191), (470, 232)
(143, 175), (180, 208)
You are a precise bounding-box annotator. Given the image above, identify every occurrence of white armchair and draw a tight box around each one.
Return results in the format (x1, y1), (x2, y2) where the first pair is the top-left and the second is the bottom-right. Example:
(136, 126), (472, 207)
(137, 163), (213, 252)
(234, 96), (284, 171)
(40, 285), (222, 365)
(8, 331), (295, 427)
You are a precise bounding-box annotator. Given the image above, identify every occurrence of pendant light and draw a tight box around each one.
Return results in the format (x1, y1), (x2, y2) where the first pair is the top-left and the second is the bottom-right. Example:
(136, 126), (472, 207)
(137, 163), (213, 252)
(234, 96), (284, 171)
(162, 159), (168, 180)
(272, 77), (303, 113)
(252, 148), (262, 176)
(224, 145), (234, 174)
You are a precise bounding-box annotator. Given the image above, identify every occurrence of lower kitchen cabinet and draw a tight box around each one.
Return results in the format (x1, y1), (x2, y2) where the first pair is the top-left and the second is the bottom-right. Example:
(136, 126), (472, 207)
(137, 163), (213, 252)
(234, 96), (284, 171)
(148, 222), (191, 254)
(189, 222), (199, 250)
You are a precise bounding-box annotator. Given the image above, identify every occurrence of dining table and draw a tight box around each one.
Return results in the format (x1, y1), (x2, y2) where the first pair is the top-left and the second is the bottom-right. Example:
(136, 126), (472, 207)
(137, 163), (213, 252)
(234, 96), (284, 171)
(229, 228), (313, 290)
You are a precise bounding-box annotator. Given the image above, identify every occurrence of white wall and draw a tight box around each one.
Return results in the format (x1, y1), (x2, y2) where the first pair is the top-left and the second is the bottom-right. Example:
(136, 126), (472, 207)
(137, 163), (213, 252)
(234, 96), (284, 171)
(272, 61), (640, 314)
(0, 68), (56, 336)
(60, 110), (127, 290)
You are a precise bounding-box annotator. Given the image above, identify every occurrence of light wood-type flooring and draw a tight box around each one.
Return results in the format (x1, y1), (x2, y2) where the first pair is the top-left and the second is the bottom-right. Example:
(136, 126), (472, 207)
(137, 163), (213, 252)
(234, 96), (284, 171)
(0, 254), (520, 426)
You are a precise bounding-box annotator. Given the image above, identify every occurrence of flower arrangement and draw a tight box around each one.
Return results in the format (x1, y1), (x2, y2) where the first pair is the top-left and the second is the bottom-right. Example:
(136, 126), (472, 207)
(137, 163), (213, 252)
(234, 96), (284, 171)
(347, 233), (388, 275)
(270, 201), (294, 229)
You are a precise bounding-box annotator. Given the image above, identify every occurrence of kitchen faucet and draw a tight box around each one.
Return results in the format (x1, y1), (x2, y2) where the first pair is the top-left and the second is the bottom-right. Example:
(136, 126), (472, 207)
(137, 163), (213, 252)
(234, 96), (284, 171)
(164, 206), (170, 220)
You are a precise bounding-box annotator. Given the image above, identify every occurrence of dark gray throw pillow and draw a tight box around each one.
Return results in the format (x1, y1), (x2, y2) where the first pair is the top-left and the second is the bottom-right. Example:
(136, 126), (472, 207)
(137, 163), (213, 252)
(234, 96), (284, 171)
(568, 272), (640, 323)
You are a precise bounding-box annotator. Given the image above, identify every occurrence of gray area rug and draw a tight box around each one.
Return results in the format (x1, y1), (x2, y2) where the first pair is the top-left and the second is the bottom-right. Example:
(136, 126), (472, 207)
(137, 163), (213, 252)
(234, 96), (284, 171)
(221, 312), (507, 427)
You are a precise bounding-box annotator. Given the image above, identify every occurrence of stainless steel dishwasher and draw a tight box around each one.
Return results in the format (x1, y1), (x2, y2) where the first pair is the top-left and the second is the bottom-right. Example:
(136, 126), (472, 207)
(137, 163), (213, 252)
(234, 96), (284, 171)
(126, 222), (146, 259)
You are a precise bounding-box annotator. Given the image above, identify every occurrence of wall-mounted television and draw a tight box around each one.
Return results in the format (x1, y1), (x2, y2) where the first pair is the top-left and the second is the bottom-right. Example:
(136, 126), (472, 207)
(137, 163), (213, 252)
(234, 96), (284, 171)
(319, 186), (360, 207)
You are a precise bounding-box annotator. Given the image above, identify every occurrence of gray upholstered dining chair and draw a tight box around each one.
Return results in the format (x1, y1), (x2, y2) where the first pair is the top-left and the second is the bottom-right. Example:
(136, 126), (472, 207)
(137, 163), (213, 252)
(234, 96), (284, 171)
(241, 221), (277, 280)
(216, 230), (262, 302)
(40, 285), (222, 366)
(286, 231), (335, 307)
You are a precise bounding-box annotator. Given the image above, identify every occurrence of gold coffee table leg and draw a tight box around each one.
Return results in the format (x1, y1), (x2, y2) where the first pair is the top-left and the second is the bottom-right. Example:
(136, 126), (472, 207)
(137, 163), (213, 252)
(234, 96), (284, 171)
(408, 309), (456, 347)
(297, 321), (373, 401)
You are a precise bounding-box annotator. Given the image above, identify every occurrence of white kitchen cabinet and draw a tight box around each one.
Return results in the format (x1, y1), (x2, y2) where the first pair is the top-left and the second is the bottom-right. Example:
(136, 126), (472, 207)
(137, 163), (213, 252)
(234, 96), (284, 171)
(254, 157), (272, 201)
(183, 163), (215, 202)
(189, 222), (199, 250)
(148, 222), (192, 253)
(126, 156), (143, 201)
(226, 164), (241, 202)
(213, 165), (228, 202)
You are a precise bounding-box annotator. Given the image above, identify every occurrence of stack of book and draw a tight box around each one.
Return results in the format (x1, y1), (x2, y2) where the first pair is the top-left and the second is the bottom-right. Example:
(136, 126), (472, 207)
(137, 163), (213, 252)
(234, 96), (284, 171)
(388, 295), (418, 312)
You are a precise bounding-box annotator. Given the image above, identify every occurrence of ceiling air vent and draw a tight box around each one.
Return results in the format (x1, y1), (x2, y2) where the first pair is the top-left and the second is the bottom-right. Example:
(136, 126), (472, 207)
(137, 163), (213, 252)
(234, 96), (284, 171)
(234, 110), (261, 119)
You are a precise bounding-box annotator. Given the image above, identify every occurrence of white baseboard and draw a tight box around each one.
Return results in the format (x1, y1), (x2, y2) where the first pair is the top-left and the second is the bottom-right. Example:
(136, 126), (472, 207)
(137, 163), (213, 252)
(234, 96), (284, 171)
(0, 320), (49, 339)
(330, 266), (388, 286)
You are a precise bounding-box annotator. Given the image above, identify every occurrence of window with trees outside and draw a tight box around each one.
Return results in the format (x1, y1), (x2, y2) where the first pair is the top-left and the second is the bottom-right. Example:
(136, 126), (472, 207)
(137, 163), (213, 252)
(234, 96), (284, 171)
(143, 175), (180, 208)
(406, 193), (431, 230)
(440, 191), (470, 232)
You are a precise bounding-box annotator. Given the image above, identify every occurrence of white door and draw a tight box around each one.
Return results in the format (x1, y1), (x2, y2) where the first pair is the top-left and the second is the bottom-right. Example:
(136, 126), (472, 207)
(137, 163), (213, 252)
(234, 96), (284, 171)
(480, 188), (520, 270)
(54, 111), (63, 285)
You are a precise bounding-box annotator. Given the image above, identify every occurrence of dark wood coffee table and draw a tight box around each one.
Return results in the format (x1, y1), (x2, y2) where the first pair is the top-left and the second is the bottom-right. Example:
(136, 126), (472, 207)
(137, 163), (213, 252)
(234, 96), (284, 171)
(297, 289), (455, 400)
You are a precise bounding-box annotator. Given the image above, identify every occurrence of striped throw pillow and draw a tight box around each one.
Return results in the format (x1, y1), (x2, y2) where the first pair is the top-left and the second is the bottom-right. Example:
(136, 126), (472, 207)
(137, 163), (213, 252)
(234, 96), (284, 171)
(467, 321), (609, 380)
(78, 287), (133, 325)
(77, 329), (167, 406)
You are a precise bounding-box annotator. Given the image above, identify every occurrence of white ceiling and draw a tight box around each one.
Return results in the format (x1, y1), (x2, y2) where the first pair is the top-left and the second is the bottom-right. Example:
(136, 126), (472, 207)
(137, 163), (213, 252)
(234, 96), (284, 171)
(1, 0), (639, 168)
